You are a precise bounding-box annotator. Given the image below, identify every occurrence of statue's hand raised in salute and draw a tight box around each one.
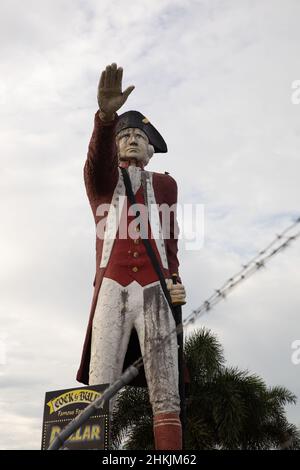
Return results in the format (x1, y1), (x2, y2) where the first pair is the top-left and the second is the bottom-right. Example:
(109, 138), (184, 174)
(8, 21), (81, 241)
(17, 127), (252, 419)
(97, 62), (135, 121)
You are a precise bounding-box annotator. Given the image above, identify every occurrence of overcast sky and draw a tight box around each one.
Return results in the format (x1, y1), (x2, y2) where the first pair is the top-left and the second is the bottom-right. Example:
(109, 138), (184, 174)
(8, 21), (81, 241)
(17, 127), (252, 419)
(1, 0), (300, 449)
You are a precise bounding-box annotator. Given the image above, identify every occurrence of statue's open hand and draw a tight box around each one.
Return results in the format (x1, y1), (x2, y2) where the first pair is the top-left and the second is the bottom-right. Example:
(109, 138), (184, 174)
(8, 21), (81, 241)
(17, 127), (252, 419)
(97, 63), (135, 119)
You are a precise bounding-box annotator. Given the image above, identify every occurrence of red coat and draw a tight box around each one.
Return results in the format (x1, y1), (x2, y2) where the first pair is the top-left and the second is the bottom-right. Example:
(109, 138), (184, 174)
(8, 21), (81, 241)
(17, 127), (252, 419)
(76, 112), (180, 386)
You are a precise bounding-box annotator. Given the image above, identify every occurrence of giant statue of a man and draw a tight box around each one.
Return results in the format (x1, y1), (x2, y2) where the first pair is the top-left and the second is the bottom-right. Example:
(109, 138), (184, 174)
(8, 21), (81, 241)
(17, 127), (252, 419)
(76, 63), (186, 450)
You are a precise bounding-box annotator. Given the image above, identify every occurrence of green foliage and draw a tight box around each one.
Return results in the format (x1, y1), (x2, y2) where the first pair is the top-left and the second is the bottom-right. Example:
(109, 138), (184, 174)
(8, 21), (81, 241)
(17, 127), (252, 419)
(111, 328), (300, 450)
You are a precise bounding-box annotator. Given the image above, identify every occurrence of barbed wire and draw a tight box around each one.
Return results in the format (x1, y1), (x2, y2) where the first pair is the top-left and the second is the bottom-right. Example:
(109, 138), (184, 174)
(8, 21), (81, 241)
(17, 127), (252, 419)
(49, 215), (300, 449)
(188, 216), (300, 322)
(133, 216), (300, 368)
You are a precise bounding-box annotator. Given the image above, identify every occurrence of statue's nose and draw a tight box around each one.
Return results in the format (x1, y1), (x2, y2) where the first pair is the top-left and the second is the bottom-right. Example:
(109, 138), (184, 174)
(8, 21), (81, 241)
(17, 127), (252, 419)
(128, 136), (138, 145)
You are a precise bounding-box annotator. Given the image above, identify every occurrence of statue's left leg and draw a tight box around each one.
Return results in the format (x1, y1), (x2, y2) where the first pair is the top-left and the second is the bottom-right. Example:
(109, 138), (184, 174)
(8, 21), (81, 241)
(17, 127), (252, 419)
(134, 281), (182, 450)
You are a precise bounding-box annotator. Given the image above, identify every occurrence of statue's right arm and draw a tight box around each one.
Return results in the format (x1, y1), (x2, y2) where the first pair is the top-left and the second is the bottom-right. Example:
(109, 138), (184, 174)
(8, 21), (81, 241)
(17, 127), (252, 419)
(84, 63), (135, 200)
(83, 110), (119, 200)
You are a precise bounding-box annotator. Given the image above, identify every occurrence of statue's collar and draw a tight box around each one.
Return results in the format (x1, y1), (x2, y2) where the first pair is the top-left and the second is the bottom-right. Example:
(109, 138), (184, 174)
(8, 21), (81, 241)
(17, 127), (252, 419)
(118, 159), (144, 170)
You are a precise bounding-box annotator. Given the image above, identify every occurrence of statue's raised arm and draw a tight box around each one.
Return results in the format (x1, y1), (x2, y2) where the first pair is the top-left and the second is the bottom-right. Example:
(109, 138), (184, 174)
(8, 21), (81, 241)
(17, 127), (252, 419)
(84, 63), (135, 197)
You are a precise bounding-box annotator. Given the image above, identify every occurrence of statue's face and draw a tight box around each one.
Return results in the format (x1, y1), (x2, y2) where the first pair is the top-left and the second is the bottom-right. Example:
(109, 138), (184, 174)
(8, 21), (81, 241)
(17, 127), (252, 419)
(116, 127), (151, 164)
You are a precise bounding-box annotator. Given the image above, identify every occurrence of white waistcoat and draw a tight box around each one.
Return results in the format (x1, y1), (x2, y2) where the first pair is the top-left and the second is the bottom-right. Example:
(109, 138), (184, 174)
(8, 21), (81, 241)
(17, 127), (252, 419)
(99, 167), (168, 270)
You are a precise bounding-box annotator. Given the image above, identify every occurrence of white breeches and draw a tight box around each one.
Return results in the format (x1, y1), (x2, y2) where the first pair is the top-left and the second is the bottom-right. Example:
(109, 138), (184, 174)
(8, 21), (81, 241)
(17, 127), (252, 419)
(89, 277), (180, 415)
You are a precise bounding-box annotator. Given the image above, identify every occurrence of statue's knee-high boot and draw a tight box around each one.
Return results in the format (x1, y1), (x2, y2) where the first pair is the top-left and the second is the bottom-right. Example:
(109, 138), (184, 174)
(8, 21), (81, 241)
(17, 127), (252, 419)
(153, 412), (182, 450)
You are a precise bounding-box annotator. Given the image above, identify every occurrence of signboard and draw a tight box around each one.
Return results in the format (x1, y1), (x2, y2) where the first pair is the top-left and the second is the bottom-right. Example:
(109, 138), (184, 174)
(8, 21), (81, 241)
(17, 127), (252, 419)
(41, 384), (109, 450)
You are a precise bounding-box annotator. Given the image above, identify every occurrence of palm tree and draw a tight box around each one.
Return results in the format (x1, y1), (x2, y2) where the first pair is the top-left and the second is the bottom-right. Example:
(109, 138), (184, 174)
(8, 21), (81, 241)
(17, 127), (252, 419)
(111, 328), (300, 450)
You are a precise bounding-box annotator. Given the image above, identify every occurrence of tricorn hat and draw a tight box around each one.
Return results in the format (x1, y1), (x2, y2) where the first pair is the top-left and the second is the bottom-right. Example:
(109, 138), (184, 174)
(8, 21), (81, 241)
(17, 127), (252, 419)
(115, 110), (168, 153)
